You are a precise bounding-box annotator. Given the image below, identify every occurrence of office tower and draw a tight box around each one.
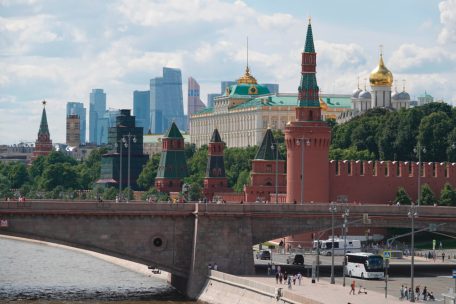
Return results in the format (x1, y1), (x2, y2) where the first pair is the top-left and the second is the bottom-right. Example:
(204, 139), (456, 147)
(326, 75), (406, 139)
(262, 83), (279, 94)
(187, 77), (206, 123)
(133, 90), (150, 134)
(98, 109), (149, 190)
(207, 93), (220, 108)
(66, 114), (81, 147)
(89, 89), (106, 144)
(32, 101), (53, 161)
(66, 102), (86, 144)
(98, 109), (121, 145)
(150, 67), (185, 134)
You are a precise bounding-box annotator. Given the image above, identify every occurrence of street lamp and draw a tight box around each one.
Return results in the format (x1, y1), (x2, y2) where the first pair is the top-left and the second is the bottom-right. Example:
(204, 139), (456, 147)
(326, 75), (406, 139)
(342, 210), (349, 286)
(122, 133), (137, 203)
(296, 138), (310, 204)
(329, 201), (337, 284)
(413, 144), (426, 206)
(115, 141), (124, 200)
(408, 203), (418, 302)
(271, 143), (279, 204)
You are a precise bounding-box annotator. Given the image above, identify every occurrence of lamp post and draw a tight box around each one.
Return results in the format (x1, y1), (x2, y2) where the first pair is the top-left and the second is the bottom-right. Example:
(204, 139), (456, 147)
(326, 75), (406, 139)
(115, 140), (123, 200)
(329, 201), (337, 284)
(342, 210), (349, 286)
(408, 203), (418, 302)
(296, 138), (310, 204)
(122, 133), (137, 203)
(271, 143), (279, 204)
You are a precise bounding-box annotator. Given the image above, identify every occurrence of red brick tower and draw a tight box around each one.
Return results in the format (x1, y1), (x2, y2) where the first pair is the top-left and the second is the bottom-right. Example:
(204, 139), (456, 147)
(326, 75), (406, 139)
(285, 20), (331, 203)
(245, 128), (286, 202)
(203, 129), (230, 200)
(32, 100), (53, 161)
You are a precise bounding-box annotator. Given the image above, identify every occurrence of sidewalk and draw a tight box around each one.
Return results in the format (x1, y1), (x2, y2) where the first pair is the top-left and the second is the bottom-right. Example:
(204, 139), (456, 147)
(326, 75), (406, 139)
(243, 275), (403, 304)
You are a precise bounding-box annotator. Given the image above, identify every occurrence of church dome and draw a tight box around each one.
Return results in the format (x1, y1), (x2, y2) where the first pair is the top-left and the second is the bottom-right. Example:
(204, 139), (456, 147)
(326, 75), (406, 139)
(398, 91), (410, 100)
(237, 66), (257, 85)
(391, 90), (400, 100)
(359, 90), (371, 99)
(369, 54), (393, 87)
(352, 88), (362, 98)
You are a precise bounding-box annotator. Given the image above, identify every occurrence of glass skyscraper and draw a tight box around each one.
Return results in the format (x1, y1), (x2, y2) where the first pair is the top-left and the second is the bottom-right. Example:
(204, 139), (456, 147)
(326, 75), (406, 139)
(66, 102), (86, 144)
(150, 67), (185, 134)
(133, 90), (150, 134)
(89, 89), (106, 145)
(98, 108), (120, 145)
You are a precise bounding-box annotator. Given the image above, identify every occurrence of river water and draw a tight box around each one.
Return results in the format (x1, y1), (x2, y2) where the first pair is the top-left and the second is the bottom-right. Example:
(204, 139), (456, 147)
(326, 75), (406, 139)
(0, 236), (197, 303)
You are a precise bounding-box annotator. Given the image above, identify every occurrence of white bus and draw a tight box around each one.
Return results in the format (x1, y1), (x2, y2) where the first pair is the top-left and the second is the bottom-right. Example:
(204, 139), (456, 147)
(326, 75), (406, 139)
(345, 252), (384, 279)
(313, 238), (362, 256)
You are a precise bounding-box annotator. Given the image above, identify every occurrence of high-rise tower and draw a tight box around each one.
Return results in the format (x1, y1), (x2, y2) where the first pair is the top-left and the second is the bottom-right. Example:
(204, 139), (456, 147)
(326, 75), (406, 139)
(285, 20), (331, 203)
(89, 89), (106, 144)
(187, 77), (206, 128)
(133, 90), (150, 134)
(32, 101), (53, 161)
(66, 102), (86, 144)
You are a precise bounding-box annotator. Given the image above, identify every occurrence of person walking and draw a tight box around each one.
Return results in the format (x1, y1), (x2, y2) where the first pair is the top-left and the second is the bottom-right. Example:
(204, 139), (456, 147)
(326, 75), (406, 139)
(279, 272), (283, 284)
(287, 276), (292, 289)
(349, 280), (356, 295)
(400, 285), (405, 300)
(297, 272), (302, 285)
(442, 252), (445, 262)
(283, 271), (288, 284)
(275, 272), (279, 284)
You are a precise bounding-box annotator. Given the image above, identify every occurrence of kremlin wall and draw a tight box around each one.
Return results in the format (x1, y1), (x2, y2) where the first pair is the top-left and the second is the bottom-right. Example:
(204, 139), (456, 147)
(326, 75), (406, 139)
(155, 21), (456, 209)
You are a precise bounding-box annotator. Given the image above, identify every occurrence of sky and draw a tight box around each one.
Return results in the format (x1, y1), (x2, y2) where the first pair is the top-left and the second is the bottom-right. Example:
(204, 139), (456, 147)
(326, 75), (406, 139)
(1, 0), (456, 144)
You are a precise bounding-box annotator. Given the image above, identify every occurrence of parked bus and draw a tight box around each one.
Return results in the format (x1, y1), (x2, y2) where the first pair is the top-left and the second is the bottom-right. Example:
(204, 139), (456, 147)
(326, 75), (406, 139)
(313, 238), (362, 256)
(345, 252), (384, 279)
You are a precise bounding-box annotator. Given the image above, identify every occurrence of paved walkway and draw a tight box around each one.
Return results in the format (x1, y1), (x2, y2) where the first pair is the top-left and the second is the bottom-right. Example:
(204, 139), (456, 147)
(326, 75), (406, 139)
(243, 275), (403, 304)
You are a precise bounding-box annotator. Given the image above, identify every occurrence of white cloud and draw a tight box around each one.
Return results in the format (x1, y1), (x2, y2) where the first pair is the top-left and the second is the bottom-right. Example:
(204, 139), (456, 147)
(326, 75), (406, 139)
(438, 0), (456, 44)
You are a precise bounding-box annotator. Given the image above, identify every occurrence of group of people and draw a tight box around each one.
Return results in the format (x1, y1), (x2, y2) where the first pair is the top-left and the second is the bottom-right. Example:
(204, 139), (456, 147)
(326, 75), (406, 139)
(400, 285), (435, 301)
(274, 270), (303, 289)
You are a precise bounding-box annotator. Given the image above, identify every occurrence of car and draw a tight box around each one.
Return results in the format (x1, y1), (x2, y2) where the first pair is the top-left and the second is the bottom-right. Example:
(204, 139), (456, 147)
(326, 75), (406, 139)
(286, 254), (304, 265)
(256, 250), (271, 260)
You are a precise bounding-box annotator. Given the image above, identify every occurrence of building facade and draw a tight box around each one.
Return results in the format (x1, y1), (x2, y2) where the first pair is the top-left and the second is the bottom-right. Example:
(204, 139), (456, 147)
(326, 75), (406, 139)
(66, 102), (86, 144)
(32, 101), (53, 161)
(89, 89), (106, 145)
(66, 114), (81, 147)
(97, 109), (121, 145)
(150, 67), (186, 134)
(97, 109), (149, 190)
(207, 93), (221, 108)
(133, 90), (151, 134)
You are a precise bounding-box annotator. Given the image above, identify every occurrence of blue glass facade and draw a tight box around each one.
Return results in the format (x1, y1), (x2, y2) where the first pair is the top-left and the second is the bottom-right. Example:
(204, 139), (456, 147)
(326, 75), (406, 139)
(150, 67), (185, 134)
(98, 109), (120, 145)
(89, 89), (106, 145)
(133, 90), (150, 134)
(66, 102), (86, 144)
(207, 93), (220, 108)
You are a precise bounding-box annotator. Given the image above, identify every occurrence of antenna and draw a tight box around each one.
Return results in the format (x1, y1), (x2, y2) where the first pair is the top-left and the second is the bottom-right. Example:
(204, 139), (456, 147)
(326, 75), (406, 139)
(379, 44), (384, 56)
(246, 36), (249, 70)
(402, 79), (406, 92)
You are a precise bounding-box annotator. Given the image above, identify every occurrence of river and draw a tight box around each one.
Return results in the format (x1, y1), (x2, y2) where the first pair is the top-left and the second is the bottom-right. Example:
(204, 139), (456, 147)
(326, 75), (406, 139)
(0, 236), (197, 303)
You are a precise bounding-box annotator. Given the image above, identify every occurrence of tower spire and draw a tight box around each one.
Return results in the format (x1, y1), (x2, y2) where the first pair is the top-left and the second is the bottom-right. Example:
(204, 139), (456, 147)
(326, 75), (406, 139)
(39, 100), (50, 136)
(246, 36), (249, 71)
(304, 19), (315, 53)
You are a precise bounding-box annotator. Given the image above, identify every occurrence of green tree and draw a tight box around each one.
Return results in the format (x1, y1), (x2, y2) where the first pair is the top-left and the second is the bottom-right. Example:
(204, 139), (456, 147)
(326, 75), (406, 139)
(137, 153), (161, 189)
(420, 184), (436, 206)
(225, 146), (256, 187)
(6, 162), (29, 188)
(187, 182), (203, 201)
(0, 175), (12, 199)
(418, 112), (453, 162)
(103, 187), (118, 200)
(233, 169), (250, 193)
(395, 187), (411, 205)
(439, 183), (456, 206)
(40, 163), (79, 191)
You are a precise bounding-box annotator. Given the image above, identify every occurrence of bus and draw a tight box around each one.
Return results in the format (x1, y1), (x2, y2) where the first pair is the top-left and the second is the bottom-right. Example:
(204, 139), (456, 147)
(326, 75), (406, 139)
(345, 252), (384, 279)
(313, 238), (362, 256)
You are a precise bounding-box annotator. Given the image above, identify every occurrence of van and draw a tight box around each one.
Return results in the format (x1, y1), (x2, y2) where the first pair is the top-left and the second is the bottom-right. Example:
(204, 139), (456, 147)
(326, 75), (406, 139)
(286, 254), (304, 265)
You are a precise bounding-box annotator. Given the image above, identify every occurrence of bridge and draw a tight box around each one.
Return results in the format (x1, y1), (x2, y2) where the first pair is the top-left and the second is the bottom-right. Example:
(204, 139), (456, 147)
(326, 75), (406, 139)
(1, 201), (455, 298)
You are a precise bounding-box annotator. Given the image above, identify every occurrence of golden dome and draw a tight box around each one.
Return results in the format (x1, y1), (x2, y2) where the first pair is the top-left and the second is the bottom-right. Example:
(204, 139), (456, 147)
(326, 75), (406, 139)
(237, 66), (257, 85)
(369, 54), (393, 87)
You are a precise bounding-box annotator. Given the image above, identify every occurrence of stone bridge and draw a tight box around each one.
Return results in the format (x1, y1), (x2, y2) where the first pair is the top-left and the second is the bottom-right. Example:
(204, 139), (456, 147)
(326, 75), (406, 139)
(1, 201), (455, 298)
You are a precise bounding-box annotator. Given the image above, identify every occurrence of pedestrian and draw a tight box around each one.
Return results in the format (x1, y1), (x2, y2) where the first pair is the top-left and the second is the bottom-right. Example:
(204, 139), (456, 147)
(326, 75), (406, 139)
(442, 252), (445, 262)
(277, 265), (281, 274)
(283, 271), (288, 284)
(349, 280), (356, 295)
(293, 274), (296, 285)
(287, 276), (292, 289)
(405, 286), (409, 300)
(423, 286), (428, 301)
(400, 284), (404, 300)
(408, 288), (413, 301)
(208, 263), (212, 270)
(279, 272), (283, 284)
(267, 264), (271, 276)
(297, 272), (302, 285)
(213, 263), (218, 271)
(275, 272), (279, 284)
(274, 263), (278, 275)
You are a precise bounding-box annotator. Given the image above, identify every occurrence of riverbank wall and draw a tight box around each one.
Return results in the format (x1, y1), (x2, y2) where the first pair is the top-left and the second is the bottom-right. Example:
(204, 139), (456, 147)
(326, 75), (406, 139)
(198, 270), (322, 304)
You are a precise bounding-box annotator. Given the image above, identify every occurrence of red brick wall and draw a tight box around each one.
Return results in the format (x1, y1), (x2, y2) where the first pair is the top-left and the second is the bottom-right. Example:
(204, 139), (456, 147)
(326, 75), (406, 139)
(329, 160), (456, 204)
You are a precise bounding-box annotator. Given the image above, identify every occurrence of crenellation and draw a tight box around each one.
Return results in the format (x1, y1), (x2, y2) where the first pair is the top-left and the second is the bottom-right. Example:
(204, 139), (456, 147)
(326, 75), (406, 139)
(423, 162), (433, 178)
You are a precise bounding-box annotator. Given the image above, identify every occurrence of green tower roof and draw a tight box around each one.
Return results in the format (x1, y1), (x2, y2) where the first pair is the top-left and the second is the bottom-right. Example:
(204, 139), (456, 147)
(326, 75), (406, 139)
(210, 128), (222, 143)
(164, 122), (183, 138)
(38, 102), (50, 136)
(304, 21), (315, 53)
(255, 128), (280, 160)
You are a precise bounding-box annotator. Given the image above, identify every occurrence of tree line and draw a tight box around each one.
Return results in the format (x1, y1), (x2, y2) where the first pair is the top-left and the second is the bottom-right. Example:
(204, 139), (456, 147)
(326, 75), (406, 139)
(1, 102), (456, 202)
